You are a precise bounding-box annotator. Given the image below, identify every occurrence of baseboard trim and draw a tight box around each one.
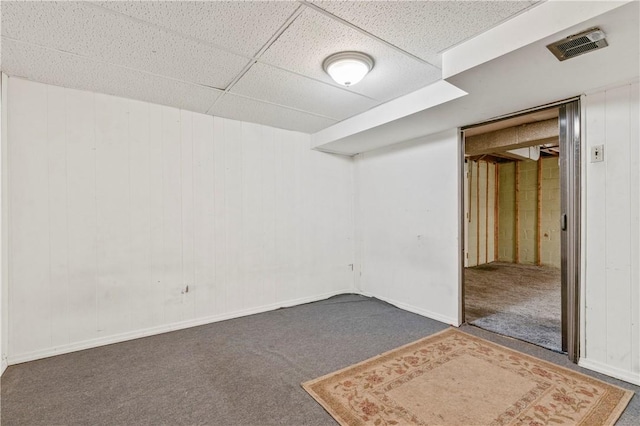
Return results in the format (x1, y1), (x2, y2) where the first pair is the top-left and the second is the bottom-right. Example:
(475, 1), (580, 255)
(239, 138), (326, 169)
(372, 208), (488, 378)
(361, 292), (459, 326)
(1, 359), (7, 376)
(8, 289), (352, 366)
(578, 357), (640, 386)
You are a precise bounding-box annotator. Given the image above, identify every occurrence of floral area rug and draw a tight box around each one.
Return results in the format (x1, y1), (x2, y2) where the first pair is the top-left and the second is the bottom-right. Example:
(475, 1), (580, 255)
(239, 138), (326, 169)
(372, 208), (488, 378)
(302, 328), (633, 425)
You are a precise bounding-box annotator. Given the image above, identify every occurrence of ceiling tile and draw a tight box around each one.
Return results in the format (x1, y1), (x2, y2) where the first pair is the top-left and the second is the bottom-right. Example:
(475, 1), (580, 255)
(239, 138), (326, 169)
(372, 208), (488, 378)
(314, 1), (539, 65)
(1, 1), (249, 89)
(96, 0), (300, 58)
(211, 94), (338, 134)
(231, 63), (378, 121)
(260, 8), (441, 103)
(2, 38), (222, 114)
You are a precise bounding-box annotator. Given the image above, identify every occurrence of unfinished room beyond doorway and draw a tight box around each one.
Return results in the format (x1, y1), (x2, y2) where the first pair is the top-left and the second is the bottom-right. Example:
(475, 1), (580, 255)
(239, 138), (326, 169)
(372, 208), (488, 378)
(462, 106), (564, 352)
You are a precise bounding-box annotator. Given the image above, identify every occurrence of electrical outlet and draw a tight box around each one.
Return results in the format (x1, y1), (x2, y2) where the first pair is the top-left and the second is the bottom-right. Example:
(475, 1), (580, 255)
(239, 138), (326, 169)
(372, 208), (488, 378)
(591, 145), (604, 163)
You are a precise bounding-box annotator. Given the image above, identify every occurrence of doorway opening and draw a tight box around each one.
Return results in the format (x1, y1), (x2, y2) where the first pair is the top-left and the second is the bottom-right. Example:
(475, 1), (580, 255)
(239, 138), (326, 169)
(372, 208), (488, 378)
(461, 100), (581, 361)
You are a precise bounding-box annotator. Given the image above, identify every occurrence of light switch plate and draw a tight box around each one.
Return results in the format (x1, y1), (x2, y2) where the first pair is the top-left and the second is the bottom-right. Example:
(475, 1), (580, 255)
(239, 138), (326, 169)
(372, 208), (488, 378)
(591, 145), (604, 162)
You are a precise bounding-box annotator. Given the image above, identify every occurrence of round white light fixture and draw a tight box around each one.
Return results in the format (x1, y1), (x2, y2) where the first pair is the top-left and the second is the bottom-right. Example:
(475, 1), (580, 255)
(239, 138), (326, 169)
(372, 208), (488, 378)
(323, 51), (374, 87)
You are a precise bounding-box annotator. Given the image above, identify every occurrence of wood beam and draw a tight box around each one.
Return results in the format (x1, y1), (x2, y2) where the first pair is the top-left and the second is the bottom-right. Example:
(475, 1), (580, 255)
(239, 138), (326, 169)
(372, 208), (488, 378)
(514, 161), (520, 264)
(476, 161), (480, 266)
(465, 118), (558, 156)
(485, 161), (489, 265)
(494, 163), (499, 262)
(536, 159), (542, 266)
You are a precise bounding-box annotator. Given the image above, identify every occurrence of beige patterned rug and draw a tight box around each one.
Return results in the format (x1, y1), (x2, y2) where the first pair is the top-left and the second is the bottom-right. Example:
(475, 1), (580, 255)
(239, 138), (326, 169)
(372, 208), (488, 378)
(303, 329), (633, 425)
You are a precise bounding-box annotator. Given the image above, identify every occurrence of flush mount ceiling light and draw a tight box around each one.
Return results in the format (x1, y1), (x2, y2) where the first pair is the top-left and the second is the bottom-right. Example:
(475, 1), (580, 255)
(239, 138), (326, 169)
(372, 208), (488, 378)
(323, 51), (374, 87)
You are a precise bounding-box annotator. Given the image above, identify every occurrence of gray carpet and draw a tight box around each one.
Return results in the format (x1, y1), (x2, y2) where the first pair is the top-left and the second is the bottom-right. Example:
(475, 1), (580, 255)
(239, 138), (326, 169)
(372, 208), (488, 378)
(465, 262), (562, 351)
(0, 294), (637, 425)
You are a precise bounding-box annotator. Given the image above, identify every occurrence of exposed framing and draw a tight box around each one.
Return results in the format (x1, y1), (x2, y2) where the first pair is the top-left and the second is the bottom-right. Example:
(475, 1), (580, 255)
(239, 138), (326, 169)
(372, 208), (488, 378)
(494, 164), (500, 261)
(514, 161), (520, 263)
(537, 159), (543, 265)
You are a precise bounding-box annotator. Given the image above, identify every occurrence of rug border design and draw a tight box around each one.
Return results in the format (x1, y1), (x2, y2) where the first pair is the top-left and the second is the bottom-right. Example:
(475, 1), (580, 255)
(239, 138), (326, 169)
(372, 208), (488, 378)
(302, 328), (634, 426)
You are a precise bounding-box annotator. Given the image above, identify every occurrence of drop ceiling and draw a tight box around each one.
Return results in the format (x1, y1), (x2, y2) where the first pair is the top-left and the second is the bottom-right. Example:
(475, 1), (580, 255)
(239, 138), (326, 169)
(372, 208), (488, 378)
(0, 0), (540, 133)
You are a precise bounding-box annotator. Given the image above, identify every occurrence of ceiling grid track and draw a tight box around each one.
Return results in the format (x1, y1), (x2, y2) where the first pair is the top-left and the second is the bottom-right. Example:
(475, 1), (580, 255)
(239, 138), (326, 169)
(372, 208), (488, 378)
(298, 0), (440, 69)
(0, 36), (227, 94)
(206, 5), (306, 114)
(253, 61), (378, 101)
(215, 91), (339, 121)
(87, 1), (254, 64)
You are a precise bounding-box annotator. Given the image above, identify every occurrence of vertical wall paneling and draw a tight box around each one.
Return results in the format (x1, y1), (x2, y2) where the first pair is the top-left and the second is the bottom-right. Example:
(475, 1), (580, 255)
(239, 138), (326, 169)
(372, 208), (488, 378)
(581, 83), (640, 385)
(192, 113), (216, 319)
(224, 119), (243, 313)
(0, 73), (5, 374)
(95, 93), (132, 336)
(275, 128), (294, 302)
(212, 116), (228, 315)
(46, 84), (70, 348)
(6, 78), (354, 363)
(179, 110), (196, 321)
(65, 88), (99, 344)
(128, 99), (153, 330)
(584, 91), (607, 362)
(161, 107), (184, 324)
(241, 122), (264, 309)
(9, 79), (52, 355)
(148, 103), (165, 327)
(356, 130), (460, 325)
(603, 86), (631, 371)
(260, 126), (277, 306)
(630, 83), (640, 376)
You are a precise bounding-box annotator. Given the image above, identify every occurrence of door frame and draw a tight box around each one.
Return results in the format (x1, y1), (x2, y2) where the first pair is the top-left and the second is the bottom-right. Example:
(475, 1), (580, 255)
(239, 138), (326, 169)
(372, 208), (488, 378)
(559, 100), (581, 362)
(459, 98), (581, 363)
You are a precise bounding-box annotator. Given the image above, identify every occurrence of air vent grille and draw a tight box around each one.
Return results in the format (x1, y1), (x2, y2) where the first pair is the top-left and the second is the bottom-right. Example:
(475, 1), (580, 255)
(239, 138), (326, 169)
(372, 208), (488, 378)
(547, 28), (608, 61)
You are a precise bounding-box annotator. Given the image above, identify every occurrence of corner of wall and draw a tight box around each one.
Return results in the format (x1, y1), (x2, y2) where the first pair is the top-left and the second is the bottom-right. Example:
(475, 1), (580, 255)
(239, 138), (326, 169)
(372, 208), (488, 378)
(352, 153), (363, 294)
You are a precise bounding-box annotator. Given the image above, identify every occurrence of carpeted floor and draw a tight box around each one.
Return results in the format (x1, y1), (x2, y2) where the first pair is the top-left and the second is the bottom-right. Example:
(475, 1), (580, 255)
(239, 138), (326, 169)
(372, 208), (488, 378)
(465, 262), (562, 351)
(303, 328), (633, 426)
(1, 294), (638, 425)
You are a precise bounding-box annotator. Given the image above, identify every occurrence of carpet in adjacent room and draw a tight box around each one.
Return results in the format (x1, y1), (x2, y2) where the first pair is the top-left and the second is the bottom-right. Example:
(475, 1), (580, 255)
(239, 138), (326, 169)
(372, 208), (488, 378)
(465, 262), (562, 351)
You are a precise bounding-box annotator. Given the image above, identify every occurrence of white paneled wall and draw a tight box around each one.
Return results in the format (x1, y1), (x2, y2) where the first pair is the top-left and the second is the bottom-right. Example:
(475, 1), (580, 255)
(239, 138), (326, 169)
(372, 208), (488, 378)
(1, 74), (6, 375)
(354, 130), (460, 325)
(6, 77), (354, 363)
(580, 82), (640, 385)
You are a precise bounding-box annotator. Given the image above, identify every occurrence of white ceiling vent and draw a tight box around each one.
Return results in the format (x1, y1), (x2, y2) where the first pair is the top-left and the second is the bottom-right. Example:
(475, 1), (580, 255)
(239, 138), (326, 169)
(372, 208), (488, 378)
(546, 28), (608, 61)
